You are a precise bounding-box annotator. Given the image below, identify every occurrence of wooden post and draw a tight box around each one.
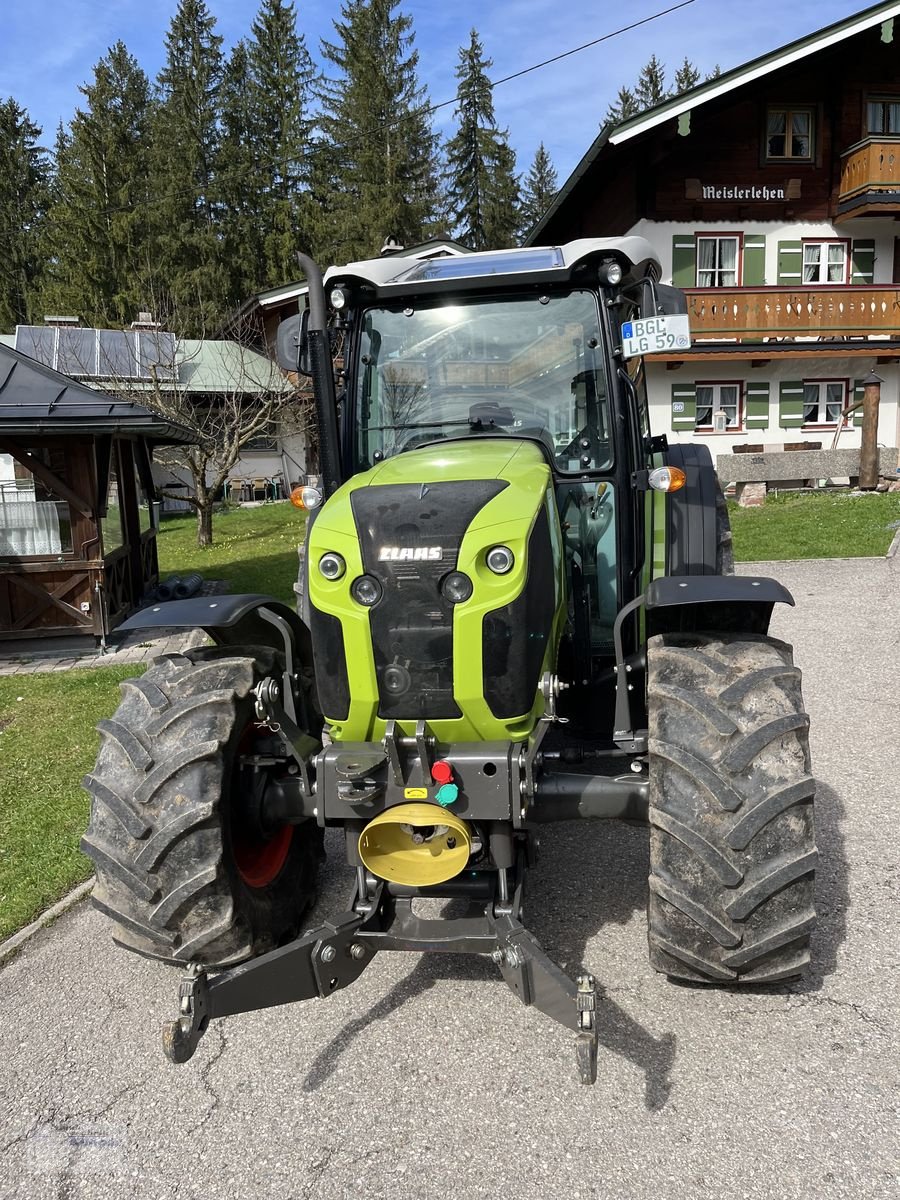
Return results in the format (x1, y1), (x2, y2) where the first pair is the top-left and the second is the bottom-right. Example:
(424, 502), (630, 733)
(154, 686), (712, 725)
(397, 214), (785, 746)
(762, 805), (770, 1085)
(858, 371), (883, 490)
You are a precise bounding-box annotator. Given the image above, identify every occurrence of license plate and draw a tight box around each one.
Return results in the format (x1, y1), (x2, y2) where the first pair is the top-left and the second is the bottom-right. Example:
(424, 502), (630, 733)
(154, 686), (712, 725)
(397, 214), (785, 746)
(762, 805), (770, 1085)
(620, 314), (691, 359)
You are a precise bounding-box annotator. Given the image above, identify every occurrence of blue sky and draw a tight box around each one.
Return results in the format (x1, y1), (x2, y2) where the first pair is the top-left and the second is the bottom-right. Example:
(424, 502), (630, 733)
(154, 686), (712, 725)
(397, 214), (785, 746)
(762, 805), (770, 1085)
(0, 0), (881, 183)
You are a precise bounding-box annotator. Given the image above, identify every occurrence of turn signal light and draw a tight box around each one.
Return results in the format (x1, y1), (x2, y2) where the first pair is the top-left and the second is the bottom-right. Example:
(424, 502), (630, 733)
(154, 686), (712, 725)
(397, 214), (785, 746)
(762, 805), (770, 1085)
(648, 466), (687, 493)
(290, 485), (323, 509)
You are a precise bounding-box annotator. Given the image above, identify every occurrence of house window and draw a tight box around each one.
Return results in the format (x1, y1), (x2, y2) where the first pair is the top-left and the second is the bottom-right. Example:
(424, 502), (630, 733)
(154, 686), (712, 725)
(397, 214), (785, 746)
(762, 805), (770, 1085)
(696, 235), (740, 287)
(802, 241), (848, 284)
(696, 383), (742, 431)
(0, 450), (73, 558)
(867, 98), (900, 135)
(766, 108), (813, 160)
(803, 380), (846, 426)
(243, 420), (279, 452)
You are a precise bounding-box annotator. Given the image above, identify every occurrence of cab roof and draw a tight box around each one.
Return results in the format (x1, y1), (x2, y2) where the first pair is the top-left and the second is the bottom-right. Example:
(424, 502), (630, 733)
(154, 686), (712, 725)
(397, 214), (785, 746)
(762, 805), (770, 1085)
(324, 237), (660, 298)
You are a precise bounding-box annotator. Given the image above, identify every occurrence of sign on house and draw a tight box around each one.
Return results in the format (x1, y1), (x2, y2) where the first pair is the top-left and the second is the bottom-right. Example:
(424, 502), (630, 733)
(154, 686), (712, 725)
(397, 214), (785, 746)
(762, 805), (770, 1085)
(685, 179), (802, 201)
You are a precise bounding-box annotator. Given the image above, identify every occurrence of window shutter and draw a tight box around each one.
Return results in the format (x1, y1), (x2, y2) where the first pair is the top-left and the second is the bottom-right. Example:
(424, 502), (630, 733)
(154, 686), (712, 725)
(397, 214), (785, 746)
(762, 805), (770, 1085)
(777, 241), (803, 285)
(743, 235), (767, 286)
(852, 381), (865, 427)
(779, 381), (805, 428)
(745, 381), (770, 429)
(671, 383), (696, 430)
(672, 235), (696, 287)
(850, 239), (875, 284)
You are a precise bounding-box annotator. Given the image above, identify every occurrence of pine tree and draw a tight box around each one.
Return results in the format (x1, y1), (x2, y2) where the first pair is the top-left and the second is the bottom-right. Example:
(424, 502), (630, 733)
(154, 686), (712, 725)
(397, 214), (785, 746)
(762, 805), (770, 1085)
(0, 99), (49, 332)
(218, 40), (264, 303)
(635, 55), (668, 110)
(674, 57), (701, 94)
(318, 0), (440, 263)
(40, 43), (153, 328)
(519, 142), (558, 237)
(150, 0), (226, 332)
(604, 86), (639, 127)
(445, 29), (520, 251)
(246, 0), (317, 285)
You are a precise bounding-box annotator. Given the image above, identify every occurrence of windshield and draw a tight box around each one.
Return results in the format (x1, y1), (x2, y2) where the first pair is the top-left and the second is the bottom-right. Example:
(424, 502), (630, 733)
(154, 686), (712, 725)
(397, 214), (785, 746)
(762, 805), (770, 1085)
(354, 290), (612, 472)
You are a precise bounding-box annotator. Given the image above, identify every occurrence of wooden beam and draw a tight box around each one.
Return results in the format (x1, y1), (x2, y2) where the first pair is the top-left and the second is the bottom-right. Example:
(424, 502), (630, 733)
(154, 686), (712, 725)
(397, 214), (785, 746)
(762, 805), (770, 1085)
(6, 572), (91, 630)
(0, 439), (93, 517)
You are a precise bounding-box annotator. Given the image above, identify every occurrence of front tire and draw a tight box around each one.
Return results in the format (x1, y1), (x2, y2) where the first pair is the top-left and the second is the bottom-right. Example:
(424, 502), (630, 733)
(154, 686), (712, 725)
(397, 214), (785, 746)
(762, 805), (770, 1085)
(647, 632), (816, 984)
(82, 647), (323, 966)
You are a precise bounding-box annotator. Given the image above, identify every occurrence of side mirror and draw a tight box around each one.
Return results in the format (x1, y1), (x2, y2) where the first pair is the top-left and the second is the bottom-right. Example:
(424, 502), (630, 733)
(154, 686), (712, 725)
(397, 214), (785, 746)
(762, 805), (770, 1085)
(652, 283), (687, 317)
(275, 308), (311, 376)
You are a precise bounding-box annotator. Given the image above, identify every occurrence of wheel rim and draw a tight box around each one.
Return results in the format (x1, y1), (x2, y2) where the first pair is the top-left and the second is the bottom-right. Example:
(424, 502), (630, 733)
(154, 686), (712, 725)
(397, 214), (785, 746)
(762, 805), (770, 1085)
(232, 720), (294, 889)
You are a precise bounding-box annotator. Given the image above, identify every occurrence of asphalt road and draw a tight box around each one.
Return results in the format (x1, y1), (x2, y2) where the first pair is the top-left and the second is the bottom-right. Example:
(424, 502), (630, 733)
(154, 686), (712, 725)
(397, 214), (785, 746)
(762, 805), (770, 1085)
(1, 555), (898, 1200)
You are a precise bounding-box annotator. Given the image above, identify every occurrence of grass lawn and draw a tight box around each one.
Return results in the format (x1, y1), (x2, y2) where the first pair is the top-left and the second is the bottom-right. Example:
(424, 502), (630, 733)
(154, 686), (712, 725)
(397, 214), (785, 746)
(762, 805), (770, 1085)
(157, 502), (308, 606)
(729, 491), (900, 561)
(0, 666), (142, 942)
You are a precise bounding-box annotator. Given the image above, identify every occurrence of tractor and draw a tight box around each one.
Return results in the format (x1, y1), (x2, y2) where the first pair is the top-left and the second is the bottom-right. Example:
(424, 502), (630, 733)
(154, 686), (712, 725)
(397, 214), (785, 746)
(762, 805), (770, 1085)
(82, 239), (816, 1083)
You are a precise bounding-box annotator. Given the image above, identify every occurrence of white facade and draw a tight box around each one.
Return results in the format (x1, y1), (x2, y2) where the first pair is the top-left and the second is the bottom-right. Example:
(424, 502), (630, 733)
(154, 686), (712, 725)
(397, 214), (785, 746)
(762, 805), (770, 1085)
(626, 217), (900, 459)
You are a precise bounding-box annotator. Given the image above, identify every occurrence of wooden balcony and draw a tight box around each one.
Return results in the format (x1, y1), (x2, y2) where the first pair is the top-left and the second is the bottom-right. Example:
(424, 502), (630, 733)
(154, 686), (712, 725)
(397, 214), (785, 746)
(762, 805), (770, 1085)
(684, 286), (900, 340)
(837, 138), (900, 218)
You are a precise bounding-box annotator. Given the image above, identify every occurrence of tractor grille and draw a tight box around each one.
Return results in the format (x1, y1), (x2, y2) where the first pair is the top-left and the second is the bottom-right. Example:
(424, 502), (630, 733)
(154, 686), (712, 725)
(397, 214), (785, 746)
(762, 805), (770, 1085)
(350, 481), (507, 720)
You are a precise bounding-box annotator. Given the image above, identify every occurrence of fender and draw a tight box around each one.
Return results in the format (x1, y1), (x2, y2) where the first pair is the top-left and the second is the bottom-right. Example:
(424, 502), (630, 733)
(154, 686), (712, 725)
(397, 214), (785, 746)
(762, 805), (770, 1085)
(646, 573), (794, 636)
(663, 443), (720, 575)
(118, 593), (311, 658)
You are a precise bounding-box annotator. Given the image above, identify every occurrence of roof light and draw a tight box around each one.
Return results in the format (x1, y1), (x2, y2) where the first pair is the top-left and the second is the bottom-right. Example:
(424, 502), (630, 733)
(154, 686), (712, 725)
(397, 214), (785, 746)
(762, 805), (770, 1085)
(648, 466), (687, 493)
(329, 286), (349, 310)
(598, 260), (623, 287)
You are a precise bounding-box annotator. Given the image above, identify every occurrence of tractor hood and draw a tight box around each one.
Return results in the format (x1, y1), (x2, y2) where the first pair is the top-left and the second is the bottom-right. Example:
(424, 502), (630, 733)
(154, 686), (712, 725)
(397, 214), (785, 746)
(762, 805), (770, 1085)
(306, 438), (566, 742)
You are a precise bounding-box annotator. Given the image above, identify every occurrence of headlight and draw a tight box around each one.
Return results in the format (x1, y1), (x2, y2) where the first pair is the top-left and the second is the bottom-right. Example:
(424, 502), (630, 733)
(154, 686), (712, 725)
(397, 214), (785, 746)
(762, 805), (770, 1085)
(318, 552), (346, 580)
(441, 572), (473, 603)
(485, 545), (514, 575)
(351, 575), (383, 606)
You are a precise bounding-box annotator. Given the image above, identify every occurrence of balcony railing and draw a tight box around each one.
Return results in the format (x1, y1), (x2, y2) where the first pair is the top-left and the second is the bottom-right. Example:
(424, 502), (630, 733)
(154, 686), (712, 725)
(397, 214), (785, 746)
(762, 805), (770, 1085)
(684, 286), (900, 339)
(839, 137), (900, 200)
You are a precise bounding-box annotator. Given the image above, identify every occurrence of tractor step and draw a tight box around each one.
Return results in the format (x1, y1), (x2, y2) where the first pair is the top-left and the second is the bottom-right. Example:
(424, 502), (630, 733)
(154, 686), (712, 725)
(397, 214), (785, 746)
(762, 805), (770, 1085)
(162, 877), (599, 1083)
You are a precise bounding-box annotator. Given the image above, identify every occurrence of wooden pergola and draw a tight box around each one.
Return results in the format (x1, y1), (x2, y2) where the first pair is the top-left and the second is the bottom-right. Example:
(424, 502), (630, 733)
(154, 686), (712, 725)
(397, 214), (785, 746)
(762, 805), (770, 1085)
(0, 342), (193, 644)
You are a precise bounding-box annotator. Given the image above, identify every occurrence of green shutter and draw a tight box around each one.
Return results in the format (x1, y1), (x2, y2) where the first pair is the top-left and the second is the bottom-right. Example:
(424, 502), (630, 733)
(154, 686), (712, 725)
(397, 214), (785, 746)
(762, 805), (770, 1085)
(672, 235), (696, 287)
(850, 239), (875, 284)
(777, 241), (803, 285)
(671, 383), (696, 430)
(779, 381), (805, 428)
(745, 381), (770, 429)
(852, 381), (865, 427)
(743, 235), (767, 286)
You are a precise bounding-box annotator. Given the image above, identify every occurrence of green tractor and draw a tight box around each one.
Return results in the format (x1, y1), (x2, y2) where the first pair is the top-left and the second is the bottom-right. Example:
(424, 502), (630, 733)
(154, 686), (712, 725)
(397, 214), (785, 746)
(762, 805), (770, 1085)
(82, 239), (816, 1083)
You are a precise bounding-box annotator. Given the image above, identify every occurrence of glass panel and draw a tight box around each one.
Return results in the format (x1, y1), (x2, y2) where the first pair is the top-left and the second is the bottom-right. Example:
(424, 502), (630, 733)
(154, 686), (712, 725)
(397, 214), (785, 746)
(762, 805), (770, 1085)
(889, 103), (900, 134)
(557, 482), (617, 651)
(803, 244), (822, 283)
(719, 385), (739, 425)
(695, 386), (714, 428)
(803, 383), (820, 423)
(825, 383), (845, 423)
(355, 291), (611, 473)
(57, 327), (96, 376)
(767, 110), (786, 157)
(98, 329), (138, 379)
(827, 244), (846, 283)
(719, 239), (737, 286)
(0, 450), (73, 557)
(137, 331), (177, 379)
(868, 102), (882, 133)
(791, 111), (810, 158)
(14, 326), (56, 367)
(102, 462), (124, 555)
(134, 460), (153, 535)
(696, 238), (716, 287)
(398, 248), (564, 283)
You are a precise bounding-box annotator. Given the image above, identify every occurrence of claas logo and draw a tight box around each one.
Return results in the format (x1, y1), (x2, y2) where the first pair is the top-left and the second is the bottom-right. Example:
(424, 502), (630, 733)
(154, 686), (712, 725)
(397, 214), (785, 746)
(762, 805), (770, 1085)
(378, 546), (442, 562)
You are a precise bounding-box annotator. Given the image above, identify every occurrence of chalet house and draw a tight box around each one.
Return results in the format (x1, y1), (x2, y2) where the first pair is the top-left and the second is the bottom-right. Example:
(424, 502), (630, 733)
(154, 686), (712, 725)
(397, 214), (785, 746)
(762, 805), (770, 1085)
(528, 1), (900, 468)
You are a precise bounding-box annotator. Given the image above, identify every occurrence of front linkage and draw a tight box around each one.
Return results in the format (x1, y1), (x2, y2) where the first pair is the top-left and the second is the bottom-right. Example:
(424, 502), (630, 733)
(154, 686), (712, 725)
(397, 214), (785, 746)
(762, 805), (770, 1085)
(164, 866), (599, 1084)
